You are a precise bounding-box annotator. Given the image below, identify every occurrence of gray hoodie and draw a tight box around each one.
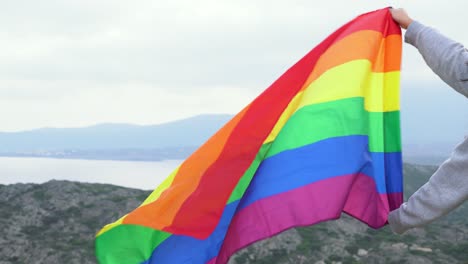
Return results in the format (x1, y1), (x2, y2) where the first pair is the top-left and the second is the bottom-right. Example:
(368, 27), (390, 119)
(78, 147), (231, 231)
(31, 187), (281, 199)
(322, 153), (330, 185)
(387, 21), (468, 234)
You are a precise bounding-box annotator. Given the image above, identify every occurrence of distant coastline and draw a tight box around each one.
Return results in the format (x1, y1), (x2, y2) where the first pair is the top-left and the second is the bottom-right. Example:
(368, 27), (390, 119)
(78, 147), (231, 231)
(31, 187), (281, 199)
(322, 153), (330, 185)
(0, 147), (195, 162)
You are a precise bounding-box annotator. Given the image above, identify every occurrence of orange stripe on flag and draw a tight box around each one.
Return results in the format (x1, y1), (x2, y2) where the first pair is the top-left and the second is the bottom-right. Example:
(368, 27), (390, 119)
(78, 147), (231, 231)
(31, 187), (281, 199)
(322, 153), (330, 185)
(123, 105), (250, 228)
(303, 31), (401, 91)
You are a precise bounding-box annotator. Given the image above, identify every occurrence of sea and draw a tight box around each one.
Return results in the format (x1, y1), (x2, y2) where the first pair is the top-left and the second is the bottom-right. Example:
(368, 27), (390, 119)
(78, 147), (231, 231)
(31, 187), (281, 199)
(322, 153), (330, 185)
(0, 157), (182, 190)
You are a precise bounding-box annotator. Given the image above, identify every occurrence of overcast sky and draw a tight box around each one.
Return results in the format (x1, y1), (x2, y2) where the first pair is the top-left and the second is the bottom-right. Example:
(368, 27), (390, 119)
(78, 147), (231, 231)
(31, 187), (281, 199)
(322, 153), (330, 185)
(0, 0), (467, 134)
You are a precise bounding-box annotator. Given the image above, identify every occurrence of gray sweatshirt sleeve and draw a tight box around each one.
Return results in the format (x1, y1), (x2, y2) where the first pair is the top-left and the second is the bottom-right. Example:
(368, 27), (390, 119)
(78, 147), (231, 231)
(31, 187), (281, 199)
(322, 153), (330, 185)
(387, 21), (468, 234)
(404, 21), (468, 97)
(388, 137), (468, 234)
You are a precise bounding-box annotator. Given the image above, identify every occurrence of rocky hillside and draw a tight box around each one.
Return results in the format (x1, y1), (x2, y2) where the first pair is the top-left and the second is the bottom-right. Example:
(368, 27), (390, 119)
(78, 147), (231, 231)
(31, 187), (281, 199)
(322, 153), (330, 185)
(0, 164), (467, 264)
(0, 181), (149, 264)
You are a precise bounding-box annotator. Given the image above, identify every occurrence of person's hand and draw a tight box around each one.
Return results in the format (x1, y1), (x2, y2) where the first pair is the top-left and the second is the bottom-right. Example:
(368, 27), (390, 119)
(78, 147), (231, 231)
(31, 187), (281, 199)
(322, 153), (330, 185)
(390, 8), (414, 29)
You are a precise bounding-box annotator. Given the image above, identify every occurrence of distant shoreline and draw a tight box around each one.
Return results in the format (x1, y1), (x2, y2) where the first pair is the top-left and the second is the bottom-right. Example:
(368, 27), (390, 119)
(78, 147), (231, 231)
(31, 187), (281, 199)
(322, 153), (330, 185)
(0, 154), (184, 163)
(0, 147), (195, 163)
(0, 152), (446, 166)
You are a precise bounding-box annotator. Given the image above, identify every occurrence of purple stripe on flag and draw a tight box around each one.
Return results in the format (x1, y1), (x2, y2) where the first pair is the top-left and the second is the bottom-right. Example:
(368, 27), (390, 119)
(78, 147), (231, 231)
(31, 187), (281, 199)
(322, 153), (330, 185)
(211, 173), (402, 264)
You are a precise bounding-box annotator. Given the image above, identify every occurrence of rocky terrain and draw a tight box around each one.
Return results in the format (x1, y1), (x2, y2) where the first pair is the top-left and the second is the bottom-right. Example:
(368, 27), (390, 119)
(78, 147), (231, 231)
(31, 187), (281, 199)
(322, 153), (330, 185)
(0, 164), (467, 264)
(0, 181), (147, 264)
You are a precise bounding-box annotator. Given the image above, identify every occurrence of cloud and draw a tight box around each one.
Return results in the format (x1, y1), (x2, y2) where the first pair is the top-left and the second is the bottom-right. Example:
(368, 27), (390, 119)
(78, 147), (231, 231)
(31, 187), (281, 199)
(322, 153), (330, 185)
(0, 0), (467, 131)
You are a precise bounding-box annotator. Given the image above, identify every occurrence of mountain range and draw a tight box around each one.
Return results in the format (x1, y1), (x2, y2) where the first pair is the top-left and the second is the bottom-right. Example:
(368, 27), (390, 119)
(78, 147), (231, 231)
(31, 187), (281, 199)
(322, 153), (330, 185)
(0, 113), (464, 164)
(0, 114), (231, 152)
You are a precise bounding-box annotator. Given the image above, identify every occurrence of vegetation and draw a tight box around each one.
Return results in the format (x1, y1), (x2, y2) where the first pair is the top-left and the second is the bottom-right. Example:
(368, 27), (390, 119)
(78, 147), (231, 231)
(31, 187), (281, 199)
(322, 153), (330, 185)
(0, 164), (467, 264)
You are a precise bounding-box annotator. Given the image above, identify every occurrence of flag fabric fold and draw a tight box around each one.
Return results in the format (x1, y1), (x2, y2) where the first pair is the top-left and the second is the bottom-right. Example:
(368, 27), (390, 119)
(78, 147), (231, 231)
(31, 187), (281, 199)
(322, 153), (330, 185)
(96, 8), (403, 264)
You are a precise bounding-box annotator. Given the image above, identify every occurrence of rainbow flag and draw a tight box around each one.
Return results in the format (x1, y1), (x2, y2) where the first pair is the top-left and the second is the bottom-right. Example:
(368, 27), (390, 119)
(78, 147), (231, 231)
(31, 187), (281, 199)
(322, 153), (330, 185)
(96, 8), (403, 264)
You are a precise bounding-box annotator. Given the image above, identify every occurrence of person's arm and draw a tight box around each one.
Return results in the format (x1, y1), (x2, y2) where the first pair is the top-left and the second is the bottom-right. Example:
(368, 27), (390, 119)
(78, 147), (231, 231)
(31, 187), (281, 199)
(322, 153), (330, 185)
(405, 20), (468, 98)
(388, 137), (468, 234)
(390, 8), (468, 97)
(387, 9), (468, 234)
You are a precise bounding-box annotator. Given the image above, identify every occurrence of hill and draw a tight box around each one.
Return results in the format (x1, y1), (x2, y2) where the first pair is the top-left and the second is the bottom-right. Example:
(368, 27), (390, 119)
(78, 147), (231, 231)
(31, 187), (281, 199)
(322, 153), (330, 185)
(0, 114), (231, 161)
(0, 113), (463, 164)
(0, 164), (467, 264)
(0, 114), (231, 152)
